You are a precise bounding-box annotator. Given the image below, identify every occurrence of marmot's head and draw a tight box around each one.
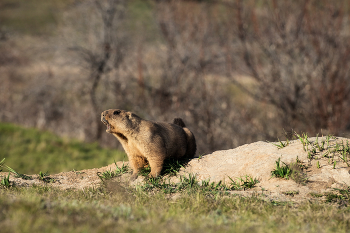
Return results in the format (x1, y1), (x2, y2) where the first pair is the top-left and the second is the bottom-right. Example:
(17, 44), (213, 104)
(101, 109), (141, 135)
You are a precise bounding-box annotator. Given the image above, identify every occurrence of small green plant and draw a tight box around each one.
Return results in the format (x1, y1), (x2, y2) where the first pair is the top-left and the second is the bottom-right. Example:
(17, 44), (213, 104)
(1, 173), (11, 187)
(142, 177), (179, 194)
(97, 161), (129, 181)
(326, 193), (343, 203)
(271, 157), (307, 184)
(114, 161), (129, 175)
(271, 138), (289, 149)
(197, 153), (204, 160)
(201, 180), (228, 192)
(97, 170), (116, 180)
(271, 158), (292, 179)
(325, 134), (335, 147)
(333, 161), (336, 169)
(139, 173), (259, 194)
(0, 158), (32, 180)
(324, 187), (350, 206)
(38, 171), (55, 183)
(39, 171), (46, 180)
(228, 175), (259, 190)
(314, 134), (326, 152)
(139, 166), (151, 177)
(140, 174), (199, 193)
(294, 132), (311, 151)
(337, 141), (350, 167)
(334, 187), (350, 200)
(237, 175), (259, 190)
(317, 161), (320, 169)
(179, 173), (198, 189)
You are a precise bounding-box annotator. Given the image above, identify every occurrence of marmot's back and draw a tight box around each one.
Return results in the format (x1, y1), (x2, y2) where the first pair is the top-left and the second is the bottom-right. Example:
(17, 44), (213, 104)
(173, 118), (196, 159)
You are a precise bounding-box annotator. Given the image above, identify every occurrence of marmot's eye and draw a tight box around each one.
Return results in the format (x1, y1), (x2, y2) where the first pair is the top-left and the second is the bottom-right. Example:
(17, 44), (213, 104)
(113, 110), (121, 115)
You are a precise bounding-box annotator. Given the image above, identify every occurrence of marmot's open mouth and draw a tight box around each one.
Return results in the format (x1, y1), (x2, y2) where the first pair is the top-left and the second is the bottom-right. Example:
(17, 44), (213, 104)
(101, 117), (111, 132)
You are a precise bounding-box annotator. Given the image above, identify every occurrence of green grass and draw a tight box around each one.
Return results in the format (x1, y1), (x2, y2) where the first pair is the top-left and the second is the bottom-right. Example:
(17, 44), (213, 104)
(0, 122), (126, 174)
(1, 184), (350, 233)
(271, 157), (292, 179)
(136, 172), (259, 195)
(97, 161), (129, 181)
(270, 138), (290, 149)
(1, 173), (11, 187)
(272, 132), (350, 170)
(271, 157), (308, 185)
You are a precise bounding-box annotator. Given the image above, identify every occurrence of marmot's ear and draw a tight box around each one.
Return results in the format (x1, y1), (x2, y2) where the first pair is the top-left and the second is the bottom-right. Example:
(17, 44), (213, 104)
(113, 110), (121, 115)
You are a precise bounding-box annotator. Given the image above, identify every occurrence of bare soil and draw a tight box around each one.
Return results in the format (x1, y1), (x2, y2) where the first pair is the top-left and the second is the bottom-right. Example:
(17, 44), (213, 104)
(3, 137), (350, 202)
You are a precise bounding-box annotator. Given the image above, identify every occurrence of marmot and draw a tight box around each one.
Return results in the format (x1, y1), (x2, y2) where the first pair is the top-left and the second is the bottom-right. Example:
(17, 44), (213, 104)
(101, 109), (196, 179)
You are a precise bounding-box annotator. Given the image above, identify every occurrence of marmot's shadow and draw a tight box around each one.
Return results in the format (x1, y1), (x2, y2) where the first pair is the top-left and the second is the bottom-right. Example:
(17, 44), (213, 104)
(138, 157), (192, 177)
(161, 157), (192, 176)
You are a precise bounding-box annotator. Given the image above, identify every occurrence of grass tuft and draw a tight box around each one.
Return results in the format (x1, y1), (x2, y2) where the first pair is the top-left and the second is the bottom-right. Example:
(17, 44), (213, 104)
(228, 175), (260, 190)
(38, 171), (55, 183)
(271, 157), (292, 179)
(97, 161), (129, 181)
(271, 157), (307, 185)
(1, 173), (11, 187)
(270, 138), (289, 149)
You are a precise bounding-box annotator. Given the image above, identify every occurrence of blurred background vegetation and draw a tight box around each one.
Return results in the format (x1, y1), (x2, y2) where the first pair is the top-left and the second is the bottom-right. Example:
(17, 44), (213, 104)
(1, 0), (350, 173)
(0, 122), (126, 174)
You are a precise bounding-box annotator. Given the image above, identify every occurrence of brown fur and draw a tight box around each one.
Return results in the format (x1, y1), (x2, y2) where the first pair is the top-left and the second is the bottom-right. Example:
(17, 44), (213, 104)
(101, 109), (196, 179)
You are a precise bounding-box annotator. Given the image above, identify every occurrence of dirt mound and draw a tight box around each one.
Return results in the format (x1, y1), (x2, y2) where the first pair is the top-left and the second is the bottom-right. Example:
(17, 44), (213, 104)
(178, 137), (350, 201)
(2, 137), (350, 202)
